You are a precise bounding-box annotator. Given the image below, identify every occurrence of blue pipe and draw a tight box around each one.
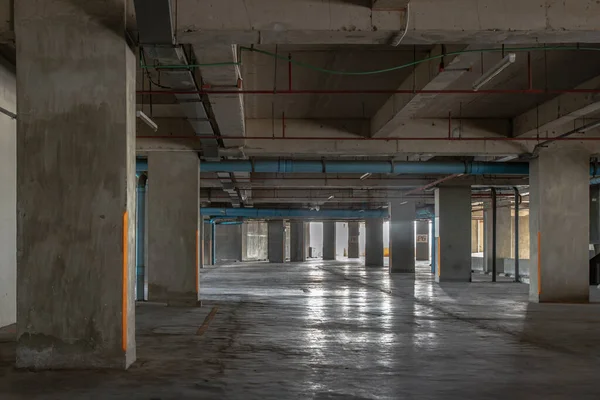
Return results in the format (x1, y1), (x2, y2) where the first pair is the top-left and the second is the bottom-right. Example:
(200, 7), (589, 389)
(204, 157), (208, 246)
(200, 160), (529, 175)
(201, 207), (388, 219)
(137, 157), (600, 179)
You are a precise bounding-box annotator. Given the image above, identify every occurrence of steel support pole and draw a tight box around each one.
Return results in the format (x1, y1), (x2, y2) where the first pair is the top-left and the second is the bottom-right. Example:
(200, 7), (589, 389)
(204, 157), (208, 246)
(431, 217), (436, 275)
(514, 187), (520, 282)
(491, 188), (497, 282)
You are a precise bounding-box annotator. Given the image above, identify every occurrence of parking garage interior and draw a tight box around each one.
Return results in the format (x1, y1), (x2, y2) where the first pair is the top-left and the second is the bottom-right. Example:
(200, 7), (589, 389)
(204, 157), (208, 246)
(2, 0), (600, 398)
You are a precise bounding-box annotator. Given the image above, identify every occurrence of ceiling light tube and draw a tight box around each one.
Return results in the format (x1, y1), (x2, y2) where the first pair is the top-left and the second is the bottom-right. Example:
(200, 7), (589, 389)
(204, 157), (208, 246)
(327, 195), (335, 200)
(472, 53), (516, 91)
(136, 111), (158, 132)
(360, 173), (372, 180)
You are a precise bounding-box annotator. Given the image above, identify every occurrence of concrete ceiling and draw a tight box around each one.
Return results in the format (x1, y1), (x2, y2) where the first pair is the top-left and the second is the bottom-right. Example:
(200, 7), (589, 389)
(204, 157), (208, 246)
(242, 44), (434, 119)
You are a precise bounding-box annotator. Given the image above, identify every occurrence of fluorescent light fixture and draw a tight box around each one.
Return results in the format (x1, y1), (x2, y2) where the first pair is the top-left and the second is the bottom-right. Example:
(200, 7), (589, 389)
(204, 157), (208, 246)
(360, 173), (372, 180)
(472, 53), (516, 91)
(576, 120), (600, 133)
(136, 111), (158, 132)
(327, 195), (335, 201)
(400, 201), (408, 205)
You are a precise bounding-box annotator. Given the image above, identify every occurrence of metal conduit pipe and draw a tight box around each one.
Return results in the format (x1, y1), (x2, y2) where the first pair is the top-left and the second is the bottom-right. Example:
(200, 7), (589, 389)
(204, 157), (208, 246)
(201, 207), (433, 220)
(136, 159), (529, 175)
(137, 158), (600, 179)
(201, 207), (388, 219)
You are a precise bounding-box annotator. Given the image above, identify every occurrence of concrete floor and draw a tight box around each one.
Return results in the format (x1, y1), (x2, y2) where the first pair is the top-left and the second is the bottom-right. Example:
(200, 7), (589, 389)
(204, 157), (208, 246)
(1, 260), (600, 399)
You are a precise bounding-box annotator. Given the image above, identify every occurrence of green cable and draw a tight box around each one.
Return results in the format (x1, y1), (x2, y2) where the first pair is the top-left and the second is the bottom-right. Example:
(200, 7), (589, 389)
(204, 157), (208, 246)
(239, 45), (600, 76)
(139, 45), (600, 75)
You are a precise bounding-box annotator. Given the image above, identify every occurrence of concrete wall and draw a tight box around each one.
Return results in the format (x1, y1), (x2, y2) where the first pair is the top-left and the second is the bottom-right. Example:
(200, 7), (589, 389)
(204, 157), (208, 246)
(215, 224), (242, 263)
(244, 221), (268, 261)
(309, 222), (323, 258)
(336, 222), (348, 256)
(0, 58), (15, 328)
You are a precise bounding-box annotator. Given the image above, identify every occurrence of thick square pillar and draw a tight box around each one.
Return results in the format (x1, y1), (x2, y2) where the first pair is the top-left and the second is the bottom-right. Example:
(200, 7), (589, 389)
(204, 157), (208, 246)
(415, 220), (430, 261)
(148, 152), (200, 306)
(529, 145), (590, 303)
(16, 0), (136, 369)
(390, 200), (415, 273)
(323, 221), (336, 260)
(268, 220), (286, 263)
(290, 221), (307, 262)
(365, 218), (384, 267)
(348, 222), (360, 259)
(435, 187), (471, 282)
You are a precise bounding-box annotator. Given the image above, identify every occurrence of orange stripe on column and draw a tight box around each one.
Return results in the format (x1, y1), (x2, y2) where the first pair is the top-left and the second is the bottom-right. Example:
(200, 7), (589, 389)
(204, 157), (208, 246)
(437, 237), (441, 277)
(537, 231), (542, 295)
(196, 229), (200, 294)
(122, 211), (128, 352)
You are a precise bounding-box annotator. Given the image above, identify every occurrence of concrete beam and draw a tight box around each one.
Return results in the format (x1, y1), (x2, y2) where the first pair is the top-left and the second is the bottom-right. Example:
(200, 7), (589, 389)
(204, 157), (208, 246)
(513, 75), (600, 137)
(176, 0), (600, 45)
(372, 45), (481, 138)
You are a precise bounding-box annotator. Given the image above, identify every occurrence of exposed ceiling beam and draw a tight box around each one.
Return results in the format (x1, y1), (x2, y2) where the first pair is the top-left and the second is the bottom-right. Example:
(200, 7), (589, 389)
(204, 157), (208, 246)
(513, 75), (600, 137)
(371, 45), (482, 138)
(137, 117), (530, 156)
(175, 0), (600, 45)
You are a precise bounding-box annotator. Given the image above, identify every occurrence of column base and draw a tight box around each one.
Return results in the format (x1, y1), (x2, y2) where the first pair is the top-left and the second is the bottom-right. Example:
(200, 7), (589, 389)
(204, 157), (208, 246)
(16, 335), (135, 370)
(529, 293), (589, 304)
(435, 276), (472, 283)
(390, 268), (415, 273)
(148, 285), (200, 306)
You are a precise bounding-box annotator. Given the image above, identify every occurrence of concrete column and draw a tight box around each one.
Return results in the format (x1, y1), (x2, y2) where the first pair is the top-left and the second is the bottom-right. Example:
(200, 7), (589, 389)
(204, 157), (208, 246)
(435, 187), (471, 282)
(365, 218), (384, 267)
(203, 221), (213, 266)
(0, 59), (16, 330)
(15, 0), (136, 368)
(136, 175), (148, 301)
(290, 221), (307, 262)
(268, 220), (286, 263)
(148, 152), (199, 306)
(323, 221), (336, 260)
(484, 204), (512, 275)
(215, 224), (243, 263)
(241, 222), (249, 261)
(529, 145), (590, 303)
(415, 220), (430, 261)
(590, 185), (600, 254)
(348, 222), (360, 258)
(390, 200), (416, 273)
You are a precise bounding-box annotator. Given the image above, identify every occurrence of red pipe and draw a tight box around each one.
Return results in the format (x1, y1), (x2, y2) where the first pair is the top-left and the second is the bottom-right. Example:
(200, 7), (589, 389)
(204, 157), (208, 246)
(138, 135), (600, 142)
(288, 54), (292, 91)
(136, 88), (600, 95)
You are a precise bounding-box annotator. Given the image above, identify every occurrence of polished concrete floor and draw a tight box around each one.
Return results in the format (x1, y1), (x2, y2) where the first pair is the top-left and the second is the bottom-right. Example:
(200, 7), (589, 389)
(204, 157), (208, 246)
(1, 260), (600, 399)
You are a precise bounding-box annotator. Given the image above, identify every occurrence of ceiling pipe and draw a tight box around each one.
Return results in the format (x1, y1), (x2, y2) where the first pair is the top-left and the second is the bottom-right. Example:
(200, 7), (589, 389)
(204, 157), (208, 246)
(137, 158), (600, 178)
(201, 207), (434, 220)
(201, 160), (527, 175)
(201, 207), (387, 219)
